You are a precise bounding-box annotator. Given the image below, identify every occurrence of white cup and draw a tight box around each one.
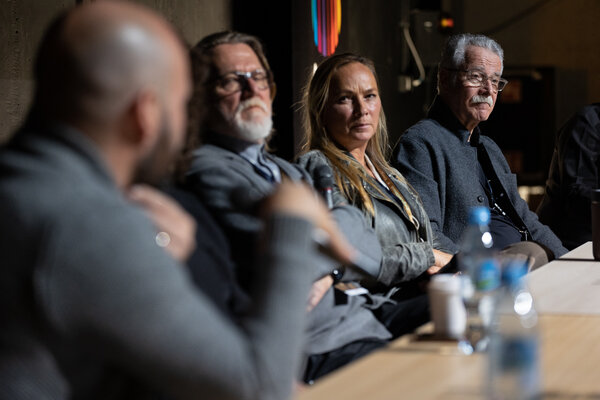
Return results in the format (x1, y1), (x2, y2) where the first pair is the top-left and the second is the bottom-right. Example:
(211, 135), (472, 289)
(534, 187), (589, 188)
(428, 274), (467, 339)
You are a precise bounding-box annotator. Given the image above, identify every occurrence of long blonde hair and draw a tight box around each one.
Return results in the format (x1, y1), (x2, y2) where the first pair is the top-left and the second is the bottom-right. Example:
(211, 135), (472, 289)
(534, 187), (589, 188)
(300, 53), (396, 215)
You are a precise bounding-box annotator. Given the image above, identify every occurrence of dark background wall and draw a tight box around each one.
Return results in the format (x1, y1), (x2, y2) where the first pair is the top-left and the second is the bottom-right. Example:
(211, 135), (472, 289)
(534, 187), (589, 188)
(2, 0), (599, 185)
(1, 0), (72, 142)
(0, 0), (232, 143)
(284, 0), (597, 185)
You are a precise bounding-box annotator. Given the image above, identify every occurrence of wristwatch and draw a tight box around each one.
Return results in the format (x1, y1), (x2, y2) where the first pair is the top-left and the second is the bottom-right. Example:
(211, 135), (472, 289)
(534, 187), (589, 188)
(330, 266), (345, 284)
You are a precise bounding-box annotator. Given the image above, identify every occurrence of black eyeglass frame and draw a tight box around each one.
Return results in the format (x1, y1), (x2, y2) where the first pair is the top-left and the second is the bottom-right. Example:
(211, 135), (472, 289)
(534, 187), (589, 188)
(213, 69), (273, 95)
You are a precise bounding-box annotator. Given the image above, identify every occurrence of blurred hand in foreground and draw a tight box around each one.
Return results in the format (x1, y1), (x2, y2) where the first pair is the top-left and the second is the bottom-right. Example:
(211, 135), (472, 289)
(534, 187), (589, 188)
(261, 182), (357, 266)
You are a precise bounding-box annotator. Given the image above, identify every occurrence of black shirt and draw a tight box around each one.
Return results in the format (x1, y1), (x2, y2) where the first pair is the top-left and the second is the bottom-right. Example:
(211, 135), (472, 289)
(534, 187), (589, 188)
(477, 148), (522, 249)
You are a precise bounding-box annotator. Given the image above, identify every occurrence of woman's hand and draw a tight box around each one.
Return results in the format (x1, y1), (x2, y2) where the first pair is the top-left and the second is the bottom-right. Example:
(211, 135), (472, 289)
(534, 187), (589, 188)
(427, 249), (454, 274)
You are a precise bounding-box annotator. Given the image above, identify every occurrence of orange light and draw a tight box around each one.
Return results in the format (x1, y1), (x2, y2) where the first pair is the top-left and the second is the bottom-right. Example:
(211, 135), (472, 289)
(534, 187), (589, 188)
(440, 17), (454, 29)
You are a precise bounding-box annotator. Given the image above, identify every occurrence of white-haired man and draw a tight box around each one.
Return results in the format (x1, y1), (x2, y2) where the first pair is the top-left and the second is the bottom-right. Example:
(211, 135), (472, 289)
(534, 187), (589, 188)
(394, 33), (566, 264)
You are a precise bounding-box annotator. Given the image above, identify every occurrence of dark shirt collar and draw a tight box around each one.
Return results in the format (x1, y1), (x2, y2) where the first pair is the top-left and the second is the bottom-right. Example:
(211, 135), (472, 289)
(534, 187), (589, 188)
(427, 97), (481, 146)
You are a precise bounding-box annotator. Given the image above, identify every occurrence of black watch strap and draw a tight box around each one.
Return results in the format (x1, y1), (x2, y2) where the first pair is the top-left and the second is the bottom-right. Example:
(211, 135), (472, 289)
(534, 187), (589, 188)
(330, 266), (345, 284)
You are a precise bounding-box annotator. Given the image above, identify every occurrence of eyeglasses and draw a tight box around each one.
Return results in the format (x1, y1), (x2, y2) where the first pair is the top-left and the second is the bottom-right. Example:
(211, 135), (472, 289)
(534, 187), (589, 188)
(447, 68), (508, 92)
(214, 70), (271, 95)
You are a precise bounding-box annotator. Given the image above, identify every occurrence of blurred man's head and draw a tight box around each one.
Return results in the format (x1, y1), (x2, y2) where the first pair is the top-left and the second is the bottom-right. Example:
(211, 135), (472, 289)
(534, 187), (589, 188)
(32, 0), (191, 186)
(437, 34), (506, 133)
(189, 31), (275, 144)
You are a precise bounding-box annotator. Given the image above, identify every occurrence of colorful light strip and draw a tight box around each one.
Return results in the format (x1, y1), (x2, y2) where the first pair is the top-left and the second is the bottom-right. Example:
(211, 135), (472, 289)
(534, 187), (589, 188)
(311, 0), (341, 57)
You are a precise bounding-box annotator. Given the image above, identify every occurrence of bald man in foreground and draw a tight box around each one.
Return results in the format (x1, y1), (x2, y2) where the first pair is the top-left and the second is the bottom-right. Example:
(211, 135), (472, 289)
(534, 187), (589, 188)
(0, 2), (353, 399)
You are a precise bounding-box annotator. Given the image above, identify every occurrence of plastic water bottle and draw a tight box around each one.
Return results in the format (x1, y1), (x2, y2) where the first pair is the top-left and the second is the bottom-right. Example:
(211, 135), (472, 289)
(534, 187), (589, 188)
(457, 207), (500, 354)
(487, 259), (540, 400)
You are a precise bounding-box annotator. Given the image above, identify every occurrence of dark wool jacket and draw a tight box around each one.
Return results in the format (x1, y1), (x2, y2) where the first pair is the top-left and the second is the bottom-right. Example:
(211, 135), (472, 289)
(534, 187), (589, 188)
(394, 98), (567, 258)
(537, 103), (600, 250)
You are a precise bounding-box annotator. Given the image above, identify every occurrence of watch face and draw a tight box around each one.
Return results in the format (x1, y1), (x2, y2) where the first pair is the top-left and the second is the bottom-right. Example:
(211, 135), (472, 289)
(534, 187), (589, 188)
(331, 267), (344, 284)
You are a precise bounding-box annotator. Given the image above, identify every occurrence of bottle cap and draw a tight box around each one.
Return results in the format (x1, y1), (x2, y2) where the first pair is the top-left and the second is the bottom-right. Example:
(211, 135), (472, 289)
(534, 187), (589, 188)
(469, 207), (491, 225)
(429, 274), (461, 292)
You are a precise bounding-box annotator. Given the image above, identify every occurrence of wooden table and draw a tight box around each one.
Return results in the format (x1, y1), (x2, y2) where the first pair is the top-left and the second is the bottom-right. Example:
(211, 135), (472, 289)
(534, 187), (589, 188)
(298, 243), (600, 399)
(527, 242), (600, 315)
(297, 315), (600, 400)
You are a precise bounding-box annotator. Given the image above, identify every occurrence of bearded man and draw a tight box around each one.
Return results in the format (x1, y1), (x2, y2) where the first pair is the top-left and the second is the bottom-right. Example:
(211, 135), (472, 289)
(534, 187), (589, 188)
(181, 31), (304, 276)
(394, 33), (566, 263)
(178, 31), (440, 382)
(0, 3), (357, 399)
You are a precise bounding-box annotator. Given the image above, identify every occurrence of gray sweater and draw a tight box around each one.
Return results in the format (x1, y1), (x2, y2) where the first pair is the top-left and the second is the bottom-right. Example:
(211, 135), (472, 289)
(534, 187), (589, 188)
(0, 123), (317, 400)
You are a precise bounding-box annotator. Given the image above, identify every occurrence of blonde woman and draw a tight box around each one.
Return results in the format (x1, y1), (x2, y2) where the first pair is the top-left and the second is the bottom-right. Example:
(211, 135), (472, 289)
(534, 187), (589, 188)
(297, 53), (453, 300)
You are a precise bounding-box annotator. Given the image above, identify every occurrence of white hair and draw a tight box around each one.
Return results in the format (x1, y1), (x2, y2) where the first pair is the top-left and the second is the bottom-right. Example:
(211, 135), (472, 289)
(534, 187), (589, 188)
(437, 33), (504, 93)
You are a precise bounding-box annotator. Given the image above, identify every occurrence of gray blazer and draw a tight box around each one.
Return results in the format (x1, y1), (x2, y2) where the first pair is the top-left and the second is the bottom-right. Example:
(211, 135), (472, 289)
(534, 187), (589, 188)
(185, 143), (392, 355)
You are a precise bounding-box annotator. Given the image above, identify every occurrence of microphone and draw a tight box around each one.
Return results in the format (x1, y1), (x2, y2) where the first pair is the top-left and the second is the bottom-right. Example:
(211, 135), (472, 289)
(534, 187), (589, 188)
(313, 165), (335, 209)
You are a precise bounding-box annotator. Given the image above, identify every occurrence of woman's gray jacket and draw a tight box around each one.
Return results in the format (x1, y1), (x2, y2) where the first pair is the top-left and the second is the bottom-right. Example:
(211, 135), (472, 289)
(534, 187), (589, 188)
(298, 150), (443, 292)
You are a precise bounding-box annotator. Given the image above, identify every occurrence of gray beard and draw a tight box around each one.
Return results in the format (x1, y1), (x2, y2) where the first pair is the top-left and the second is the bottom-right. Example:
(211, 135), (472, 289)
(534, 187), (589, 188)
(232, 114), (273, 142)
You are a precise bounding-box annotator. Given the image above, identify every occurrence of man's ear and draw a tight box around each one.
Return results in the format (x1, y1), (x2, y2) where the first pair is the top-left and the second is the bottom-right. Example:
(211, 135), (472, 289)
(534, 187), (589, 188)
(438, 68), (451, 92)
(128, 89), (161, 151)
